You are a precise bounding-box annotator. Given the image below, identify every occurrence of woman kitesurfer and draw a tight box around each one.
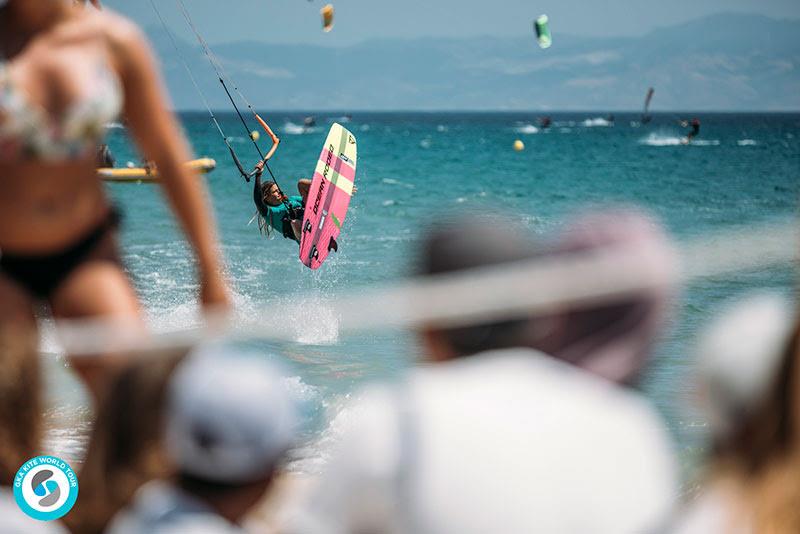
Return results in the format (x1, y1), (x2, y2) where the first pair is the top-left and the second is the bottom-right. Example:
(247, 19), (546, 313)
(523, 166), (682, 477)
(0, 0), (230, 400)
(252, 163), (311, 243)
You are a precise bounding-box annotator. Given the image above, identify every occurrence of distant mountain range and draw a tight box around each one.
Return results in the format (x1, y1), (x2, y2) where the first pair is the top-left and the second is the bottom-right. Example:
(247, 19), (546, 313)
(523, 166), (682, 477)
(145, 13), (800, 111)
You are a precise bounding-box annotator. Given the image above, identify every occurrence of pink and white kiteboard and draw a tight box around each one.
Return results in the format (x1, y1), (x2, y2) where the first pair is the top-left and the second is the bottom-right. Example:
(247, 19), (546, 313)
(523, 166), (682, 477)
(299, 123), (357, 269)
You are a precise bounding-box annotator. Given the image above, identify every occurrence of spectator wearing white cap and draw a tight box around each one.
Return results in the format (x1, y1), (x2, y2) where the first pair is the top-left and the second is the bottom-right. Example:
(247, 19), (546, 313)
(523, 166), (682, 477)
(108, 347), (298, 534)
(282, 209), (679, 534)
(672, 294), (799, 534)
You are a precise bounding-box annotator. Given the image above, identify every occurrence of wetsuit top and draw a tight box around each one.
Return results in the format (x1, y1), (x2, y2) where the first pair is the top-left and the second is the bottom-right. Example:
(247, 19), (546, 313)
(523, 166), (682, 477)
(266, 195), (304, 237)
(253, 173), (305, 240)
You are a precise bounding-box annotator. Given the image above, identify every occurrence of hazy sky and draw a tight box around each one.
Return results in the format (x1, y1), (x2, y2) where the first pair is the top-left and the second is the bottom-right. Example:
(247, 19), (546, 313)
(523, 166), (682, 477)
(105, 0), (799, 47)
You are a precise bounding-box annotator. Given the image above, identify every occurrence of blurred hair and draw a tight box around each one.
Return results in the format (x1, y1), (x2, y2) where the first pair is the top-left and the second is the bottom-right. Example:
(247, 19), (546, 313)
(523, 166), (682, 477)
(418, 219), (536, 358)
(63, 349), (187, 534)
(418, 209), (673, 386)
(0, 326), (41, 486)
(711, 320), (800, 533)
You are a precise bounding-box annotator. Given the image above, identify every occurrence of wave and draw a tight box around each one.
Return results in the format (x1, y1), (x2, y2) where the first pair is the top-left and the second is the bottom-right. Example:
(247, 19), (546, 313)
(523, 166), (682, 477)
(639, 133), (720, 147)
(419, 138), (432, 149)
(515, 124), (539, 134)
(381, 178), (415, 189)
(582, 117), (613, 127)
(737, 139), (757, 146)
(284, 121), (320, 135)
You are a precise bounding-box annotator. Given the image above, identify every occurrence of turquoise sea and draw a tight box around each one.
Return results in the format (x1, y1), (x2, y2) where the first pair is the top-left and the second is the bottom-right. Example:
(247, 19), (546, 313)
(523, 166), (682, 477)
(47, 112), (799, 484)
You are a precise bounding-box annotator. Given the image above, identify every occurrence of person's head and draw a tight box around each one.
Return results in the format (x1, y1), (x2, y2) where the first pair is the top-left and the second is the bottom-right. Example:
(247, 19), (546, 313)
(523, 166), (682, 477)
(0, 325), (40, 487)
(63, 349), (186, 534)
(697, 295), (798, 468)
(417, 208), (675, 387)
(695, 295), (800, 532)
(261, 181), (284, 207)
(165, 345), (298, 523)
(418, 220), (538, 362)
(539, 208), (675, 385)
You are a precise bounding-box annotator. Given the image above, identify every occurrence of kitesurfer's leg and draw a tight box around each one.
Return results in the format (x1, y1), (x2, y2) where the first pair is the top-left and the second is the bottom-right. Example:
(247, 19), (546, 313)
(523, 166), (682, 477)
(291, 220), (303, 242)
(298, 179), (312, 202)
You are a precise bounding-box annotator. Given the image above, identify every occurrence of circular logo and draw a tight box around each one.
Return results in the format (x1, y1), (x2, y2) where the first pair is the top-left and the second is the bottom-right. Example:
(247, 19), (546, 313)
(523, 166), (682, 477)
(13, 456), (79, 521)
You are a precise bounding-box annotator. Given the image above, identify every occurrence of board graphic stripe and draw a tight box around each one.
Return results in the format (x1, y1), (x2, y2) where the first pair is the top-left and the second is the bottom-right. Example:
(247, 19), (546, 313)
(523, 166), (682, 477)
(320, 149), (355, 181)
(313, 170), (354, 196)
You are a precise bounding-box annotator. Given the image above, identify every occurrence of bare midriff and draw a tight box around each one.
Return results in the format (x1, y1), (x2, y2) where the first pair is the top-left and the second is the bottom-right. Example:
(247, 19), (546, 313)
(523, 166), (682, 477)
(0, 156), (111, 254)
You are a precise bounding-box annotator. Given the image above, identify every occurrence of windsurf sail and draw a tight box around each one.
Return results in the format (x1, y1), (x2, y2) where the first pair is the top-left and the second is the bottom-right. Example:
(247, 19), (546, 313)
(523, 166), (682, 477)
(641, 87), (654, 124)
(534, 15), (552, 49)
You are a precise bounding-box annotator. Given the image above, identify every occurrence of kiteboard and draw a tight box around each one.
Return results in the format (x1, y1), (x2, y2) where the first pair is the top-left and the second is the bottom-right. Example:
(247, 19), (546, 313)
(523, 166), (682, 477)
(97, 158), (216, 182)
(299, 123), (357, 270)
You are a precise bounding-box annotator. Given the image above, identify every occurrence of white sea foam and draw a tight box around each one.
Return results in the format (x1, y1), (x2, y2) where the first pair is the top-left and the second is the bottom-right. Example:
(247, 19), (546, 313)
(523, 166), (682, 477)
(419, 138), (432, 149)
(382, 199), (397, 207)
(381, 178), (415, 189)
(639, 133), (682, 146)
(437, 124), (448, 132)
(515, 124), (539, 134)
(639, 133), (720, 147)
(284, 122), (319, 135)
(582, 117), (613, 127)
(737, 139), (757, 146)
(105, 121), (124, 129)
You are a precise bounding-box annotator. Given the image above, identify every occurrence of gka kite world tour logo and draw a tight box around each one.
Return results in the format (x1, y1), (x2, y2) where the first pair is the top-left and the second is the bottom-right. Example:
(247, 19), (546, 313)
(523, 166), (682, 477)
(14, 455), (79, 521)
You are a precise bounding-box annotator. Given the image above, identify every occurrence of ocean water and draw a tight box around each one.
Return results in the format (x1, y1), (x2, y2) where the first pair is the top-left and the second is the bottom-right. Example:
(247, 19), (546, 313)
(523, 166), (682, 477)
(48, 112), (799, 485)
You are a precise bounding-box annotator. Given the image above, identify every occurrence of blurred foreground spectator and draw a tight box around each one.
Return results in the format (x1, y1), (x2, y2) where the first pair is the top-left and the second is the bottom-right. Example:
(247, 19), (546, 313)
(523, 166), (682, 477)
(284, 209), (679, 534)
(673, 295), (799, 534)
(64, 351), (185, 534)
(0, 327), (65, 533)
(108, 346), (298, 533)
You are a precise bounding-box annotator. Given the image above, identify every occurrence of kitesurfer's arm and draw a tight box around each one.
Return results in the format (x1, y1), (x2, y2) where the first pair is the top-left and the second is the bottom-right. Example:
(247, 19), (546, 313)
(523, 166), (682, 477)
(255, 114), (281, 162)
(114, 23), (230, 310)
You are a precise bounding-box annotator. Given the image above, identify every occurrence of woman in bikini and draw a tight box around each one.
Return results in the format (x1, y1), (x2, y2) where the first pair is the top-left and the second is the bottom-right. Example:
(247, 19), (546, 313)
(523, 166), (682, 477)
(0, 0), (230, 400)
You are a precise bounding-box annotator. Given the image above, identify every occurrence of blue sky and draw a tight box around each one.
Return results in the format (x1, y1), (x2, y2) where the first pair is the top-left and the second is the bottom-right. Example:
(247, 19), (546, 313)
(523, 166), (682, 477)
(106, 0), (799, 46)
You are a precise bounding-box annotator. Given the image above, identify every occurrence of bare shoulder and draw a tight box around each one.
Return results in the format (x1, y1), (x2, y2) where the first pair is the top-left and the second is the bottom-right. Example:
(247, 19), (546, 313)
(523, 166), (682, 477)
(90, 9), (149, 54)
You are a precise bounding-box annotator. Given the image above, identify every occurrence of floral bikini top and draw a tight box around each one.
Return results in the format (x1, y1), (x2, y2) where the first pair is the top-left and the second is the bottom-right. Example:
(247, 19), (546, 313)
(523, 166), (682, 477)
(0, 61), (122, 161)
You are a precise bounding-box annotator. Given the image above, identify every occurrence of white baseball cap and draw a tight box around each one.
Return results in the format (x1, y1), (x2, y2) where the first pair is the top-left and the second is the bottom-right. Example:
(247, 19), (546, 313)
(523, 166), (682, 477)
(165, 345), (299, 483)
(696, 293), (795, 437)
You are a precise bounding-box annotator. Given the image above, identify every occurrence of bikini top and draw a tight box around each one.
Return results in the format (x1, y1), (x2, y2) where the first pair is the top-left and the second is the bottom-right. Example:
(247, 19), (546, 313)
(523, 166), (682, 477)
(0, 61), (122, 161)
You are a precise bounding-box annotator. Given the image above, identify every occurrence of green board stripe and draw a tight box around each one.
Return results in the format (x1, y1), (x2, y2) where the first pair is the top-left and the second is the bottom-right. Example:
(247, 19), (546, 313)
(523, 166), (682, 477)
(332, 213), (342, 229)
